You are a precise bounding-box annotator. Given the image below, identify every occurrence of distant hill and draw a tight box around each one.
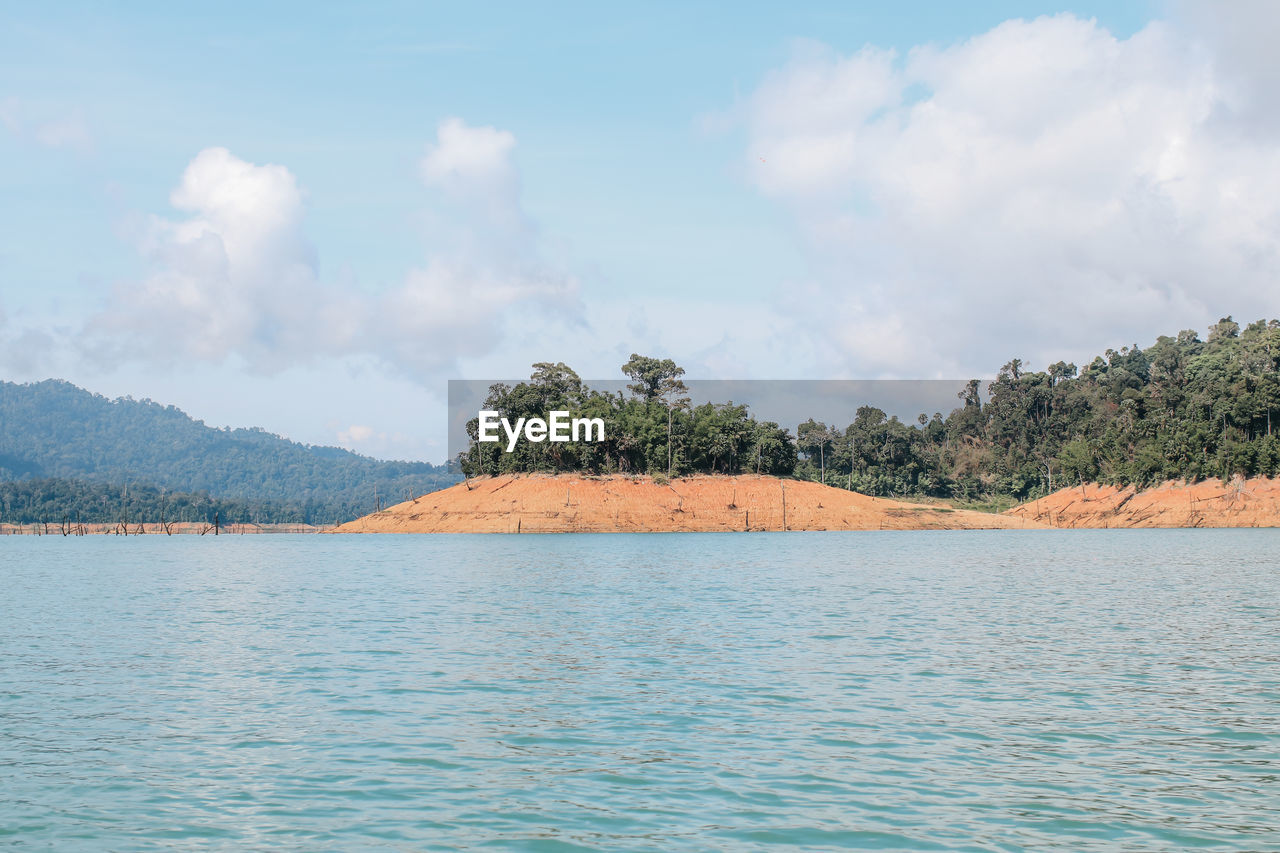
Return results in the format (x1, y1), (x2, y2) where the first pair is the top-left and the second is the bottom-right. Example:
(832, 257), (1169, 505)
(0, 380), (459, 523)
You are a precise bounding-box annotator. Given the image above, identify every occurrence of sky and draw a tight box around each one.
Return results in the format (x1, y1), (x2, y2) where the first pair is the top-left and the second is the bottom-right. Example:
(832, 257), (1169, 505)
(4, 0), (1279, 463)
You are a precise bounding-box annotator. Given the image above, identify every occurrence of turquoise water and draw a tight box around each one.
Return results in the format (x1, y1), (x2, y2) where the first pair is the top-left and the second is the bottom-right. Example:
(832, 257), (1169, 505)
(2, 531), (1278, 850)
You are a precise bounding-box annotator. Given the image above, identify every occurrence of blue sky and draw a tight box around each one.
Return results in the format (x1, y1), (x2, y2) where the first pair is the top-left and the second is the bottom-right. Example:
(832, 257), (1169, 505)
(4, 2), (1153, 304)
(9, 1), (1280, 462)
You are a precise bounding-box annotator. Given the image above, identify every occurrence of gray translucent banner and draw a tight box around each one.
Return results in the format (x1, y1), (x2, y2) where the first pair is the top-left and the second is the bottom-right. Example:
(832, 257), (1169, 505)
(447, 379), (987, 459)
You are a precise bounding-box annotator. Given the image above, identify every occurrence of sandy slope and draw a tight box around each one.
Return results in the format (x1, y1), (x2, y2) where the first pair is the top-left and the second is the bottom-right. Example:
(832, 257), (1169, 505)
(334, 474), (1037, 533)
(1006, 477), (1280, 528)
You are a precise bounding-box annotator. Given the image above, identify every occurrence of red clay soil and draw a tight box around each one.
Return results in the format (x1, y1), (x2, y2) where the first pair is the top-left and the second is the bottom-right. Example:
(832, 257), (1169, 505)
(1005, 476), (1280, 528)
(334, 474), (1037, 533)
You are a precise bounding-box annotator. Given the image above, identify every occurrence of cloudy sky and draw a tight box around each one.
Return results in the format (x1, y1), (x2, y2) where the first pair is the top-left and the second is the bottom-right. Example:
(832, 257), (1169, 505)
(4, 1), (1279, 462)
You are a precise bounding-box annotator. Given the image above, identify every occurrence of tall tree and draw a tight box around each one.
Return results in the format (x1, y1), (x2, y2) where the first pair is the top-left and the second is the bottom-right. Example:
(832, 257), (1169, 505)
(622, 354), (690, 477)
(797, 419), (834, 485)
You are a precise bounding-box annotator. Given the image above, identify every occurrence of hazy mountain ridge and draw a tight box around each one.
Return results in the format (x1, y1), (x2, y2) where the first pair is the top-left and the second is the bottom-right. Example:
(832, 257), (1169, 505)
(0, 379), (459, 523)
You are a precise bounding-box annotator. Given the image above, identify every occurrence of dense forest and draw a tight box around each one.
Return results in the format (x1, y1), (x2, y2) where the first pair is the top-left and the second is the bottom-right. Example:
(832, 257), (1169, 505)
(0, 479), (290, 526)
(462, 356), (797, 481)
(464, 318), (1280, 503)
(0, 380), (459, 523)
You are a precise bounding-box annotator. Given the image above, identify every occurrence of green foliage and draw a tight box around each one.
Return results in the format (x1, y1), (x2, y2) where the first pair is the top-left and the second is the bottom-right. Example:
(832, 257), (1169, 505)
(923, 316), (1280, 500)
(0, 380), (459, 523)
(461, 357), (795, 478)
(465, 317), (1280, 502)
(620, 354), (687, 403)
(0, 479), (283, 525)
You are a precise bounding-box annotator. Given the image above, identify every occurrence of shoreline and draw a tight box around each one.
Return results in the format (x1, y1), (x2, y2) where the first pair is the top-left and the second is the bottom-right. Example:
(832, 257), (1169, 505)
(1, 522), (326, 536)
(334, 473), (1041, 533)
(1005, 477), (1280, 528)
(10, 477), (1280, 535)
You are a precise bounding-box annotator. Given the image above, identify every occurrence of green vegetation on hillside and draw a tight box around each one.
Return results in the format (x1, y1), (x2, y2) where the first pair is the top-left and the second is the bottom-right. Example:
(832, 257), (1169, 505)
(464, 318), (1280, 502)
(0, 380), (459, 523)
(920, 316), (1280, 500)
(0, 479), (287, 526)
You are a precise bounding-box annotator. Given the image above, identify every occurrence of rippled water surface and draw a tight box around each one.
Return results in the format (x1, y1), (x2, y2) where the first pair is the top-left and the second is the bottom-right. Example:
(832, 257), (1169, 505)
(2, 531), (1279, 850)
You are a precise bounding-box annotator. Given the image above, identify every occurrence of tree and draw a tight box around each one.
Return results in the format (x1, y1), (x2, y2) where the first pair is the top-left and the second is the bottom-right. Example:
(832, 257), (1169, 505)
(530, 362), (584, 405)
(622, 354), (690, 477)
(751, 421), (795, 476)
(1208, 316), (1240, 344)
(797, 419), (834, 485)
(1048, 361), (1077, 386)
(621, 354), (686, 402)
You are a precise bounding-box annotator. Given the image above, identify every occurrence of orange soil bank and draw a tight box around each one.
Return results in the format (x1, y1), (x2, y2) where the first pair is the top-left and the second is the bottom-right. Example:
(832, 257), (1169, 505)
(1006, 477), (1280, 528)
(334, 473), (1038, 533)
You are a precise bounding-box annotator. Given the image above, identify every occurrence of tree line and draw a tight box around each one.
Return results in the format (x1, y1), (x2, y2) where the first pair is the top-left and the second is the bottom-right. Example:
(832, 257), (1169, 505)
(0, 379), (459, 523)
(0, 478), (289, 526)
(461, 356), (796, 480)
(463, 318), (1280, 501)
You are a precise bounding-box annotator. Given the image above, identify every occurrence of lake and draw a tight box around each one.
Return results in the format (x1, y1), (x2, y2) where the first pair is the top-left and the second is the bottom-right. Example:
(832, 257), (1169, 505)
(2, 531), (1278, 850)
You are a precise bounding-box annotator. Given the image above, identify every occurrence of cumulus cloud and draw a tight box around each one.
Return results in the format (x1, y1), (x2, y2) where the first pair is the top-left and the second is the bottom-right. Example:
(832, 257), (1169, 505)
(88, 146), (352, 369)
(368, 118), (580, 377)
(421, 117), (518, 200)
(87, 119), (579, 382)
(740, 12), (1280, 376)
(419, 119), (526, 245)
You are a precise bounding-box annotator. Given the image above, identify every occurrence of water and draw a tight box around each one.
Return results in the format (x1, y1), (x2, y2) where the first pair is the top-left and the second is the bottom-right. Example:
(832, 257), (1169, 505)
(2, 531), (1278, 851)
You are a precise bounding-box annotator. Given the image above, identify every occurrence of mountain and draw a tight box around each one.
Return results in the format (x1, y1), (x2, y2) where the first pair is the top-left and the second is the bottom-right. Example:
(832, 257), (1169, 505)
(0, 379), (459, 523)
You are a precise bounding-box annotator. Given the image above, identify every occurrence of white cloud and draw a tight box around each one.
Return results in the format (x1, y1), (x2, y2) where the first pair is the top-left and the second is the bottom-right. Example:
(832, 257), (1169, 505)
(740, 12), (1280, 376)
(337, 424), (374, 445)
(86, 119), (580, 382)
(88, 146), (350, 369)
(421, 117), (517, 197)
(376, 258), (578, 377)
(1172, 0), (1280, 135)
(367, 118), (580, 379)
(332, 416), (444, 460)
